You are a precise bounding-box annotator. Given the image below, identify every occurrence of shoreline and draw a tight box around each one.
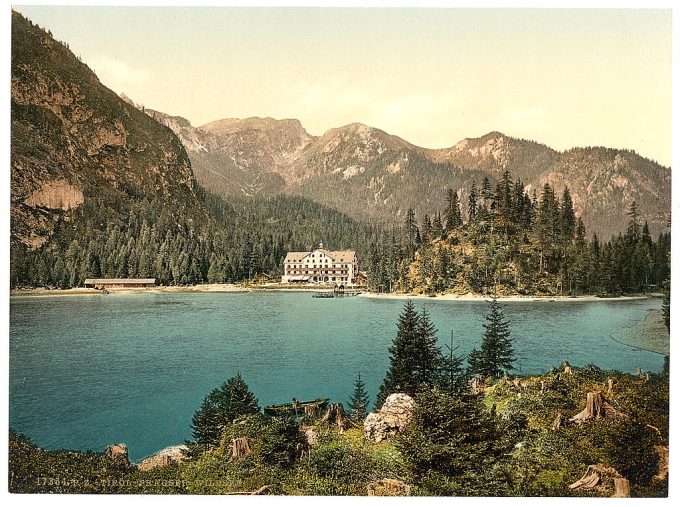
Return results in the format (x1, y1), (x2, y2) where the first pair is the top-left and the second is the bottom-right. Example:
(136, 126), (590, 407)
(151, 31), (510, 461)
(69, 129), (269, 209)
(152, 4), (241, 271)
(358, 292), (653, 303)
(10, 284), (657, 302)
(610, 308), (669, 356)
(10, 283), (250, 297)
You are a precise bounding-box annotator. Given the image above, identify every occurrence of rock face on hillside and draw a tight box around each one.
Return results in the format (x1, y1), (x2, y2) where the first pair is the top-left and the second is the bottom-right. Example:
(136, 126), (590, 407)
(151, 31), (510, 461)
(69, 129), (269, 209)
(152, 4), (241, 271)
(147, 110), (314, 197)
(11, 11), (198, 249)
(364, 393), (415, 442)
(149, 105), (671, 238)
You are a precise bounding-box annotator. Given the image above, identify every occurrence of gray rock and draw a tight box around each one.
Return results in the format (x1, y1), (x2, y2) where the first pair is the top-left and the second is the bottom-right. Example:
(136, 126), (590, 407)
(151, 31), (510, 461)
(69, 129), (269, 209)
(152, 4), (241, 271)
(364, 393), (415, 442)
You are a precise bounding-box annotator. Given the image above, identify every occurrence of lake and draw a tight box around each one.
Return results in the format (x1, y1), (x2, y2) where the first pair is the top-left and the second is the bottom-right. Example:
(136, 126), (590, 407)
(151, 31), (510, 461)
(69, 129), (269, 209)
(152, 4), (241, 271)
(9, 291), (663, 461)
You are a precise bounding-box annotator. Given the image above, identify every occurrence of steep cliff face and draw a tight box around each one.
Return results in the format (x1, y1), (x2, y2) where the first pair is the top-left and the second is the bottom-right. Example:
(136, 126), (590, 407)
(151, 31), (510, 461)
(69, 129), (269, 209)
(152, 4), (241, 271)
(11, 11), (199, 249)
(147, 110), (314, 197)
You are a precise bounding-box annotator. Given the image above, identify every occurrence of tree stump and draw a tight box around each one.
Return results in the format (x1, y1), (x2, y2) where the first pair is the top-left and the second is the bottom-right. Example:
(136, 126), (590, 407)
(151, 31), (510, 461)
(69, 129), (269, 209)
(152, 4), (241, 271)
(229, 437), (251, 461)
(612, 478), (631, 498)
(304, 403), (319, 420)
(654, 445), (669, 480)
(540, 381), (546, 394)
(606, 378), (614, 397)
(551, 412), (562, 431)
(320, 403), (354, 433)
(569, 464), (621, 493)
(569, 391), (618, 424)
(367, 479), (411, 496)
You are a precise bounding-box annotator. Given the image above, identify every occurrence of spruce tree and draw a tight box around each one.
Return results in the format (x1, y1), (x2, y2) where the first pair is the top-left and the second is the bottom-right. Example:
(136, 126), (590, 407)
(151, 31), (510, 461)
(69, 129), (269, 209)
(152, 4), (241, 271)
(190, 373), (260, 447)
(468, 181), (478, 222)
(468, 297), (515, 378)
(445, 189), (463, 231)
(437, 331), (467, 394)
(376, 300), (441, 406)
(347, 372), (370, 421)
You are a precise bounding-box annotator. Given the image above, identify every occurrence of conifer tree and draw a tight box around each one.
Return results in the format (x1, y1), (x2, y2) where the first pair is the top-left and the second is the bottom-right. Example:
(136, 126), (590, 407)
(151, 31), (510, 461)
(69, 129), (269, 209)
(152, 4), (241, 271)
(468, 181), (478, 222)
(437, 331), (467, 394)
(190, 373), (260, 447)
(445, 189), (463, 230)
(468, 297), (515, 378)
(347, 372), (370, 421)
(627, 201), (641, 240)
(376, 300), (441, 406)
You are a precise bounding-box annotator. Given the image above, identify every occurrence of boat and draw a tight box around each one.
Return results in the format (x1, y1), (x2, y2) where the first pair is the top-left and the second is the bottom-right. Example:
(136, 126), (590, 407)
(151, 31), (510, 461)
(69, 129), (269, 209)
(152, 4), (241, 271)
(312, 292), (335, 298)
(263, 398), (330, 417)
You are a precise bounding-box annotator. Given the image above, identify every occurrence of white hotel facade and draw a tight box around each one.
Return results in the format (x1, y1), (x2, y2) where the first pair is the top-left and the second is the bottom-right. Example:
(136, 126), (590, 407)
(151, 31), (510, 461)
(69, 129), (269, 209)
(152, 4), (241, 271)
(282, 243), (358, 286)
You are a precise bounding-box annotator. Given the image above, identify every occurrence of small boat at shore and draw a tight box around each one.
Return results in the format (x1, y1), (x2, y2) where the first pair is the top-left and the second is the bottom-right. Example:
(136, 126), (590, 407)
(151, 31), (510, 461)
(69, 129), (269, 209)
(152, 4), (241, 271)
(312, 292), (335, 298)
(264, 398), (329, 417)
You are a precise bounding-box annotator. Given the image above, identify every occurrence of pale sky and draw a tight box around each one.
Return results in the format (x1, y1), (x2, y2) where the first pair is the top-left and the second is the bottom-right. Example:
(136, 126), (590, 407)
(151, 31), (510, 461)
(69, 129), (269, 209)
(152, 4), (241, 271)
(13, 6), (672, 166)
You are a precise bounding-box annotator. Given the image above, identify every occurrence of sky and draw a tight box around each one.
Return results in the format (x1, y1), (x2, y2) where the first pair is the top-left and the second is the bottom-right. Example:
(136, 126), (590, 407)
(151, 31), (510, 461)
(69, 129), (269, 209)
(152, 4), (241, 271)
(12, 5), (672, 166)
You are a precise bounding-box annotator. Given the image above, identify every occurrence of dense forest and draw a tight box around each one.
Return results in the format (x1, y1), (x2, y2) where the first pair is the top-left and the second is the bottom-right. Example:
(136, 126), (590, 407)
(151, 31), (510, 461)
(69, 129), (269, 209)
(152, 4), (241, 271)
(365, 171), (671, 296)
(10, 191), (385, 288)
(11, 170), (670, 295)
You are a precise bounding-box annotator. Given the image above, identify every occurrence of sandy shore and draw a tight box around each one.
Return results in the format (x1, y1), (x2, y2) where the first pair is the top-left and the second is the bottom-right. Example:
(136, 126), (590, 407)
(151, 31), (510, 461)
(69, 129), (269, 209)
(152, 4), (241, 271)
(358, 292), (652, 303)
(10, 284), (656, 303)
(10, 283), (250, 297)
(610, 309), (669, 355)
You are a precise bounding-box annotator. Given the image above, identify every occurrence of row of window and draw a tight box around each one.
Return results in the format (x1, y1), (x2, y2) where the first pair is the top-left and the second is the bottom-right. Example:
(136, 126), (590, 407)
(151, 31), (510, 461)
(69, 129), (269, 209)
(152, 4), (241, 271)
(286, 264), (353, 269)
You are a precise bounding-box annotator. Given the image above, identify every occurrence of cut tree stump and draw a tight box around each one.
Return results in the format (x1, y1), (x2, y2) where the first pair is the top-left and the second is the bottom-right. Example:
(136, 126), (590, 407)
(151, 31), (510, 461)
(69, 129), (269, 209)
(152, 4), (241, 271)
(551, 412), (562, 431)
(304, 404), (319, 420)
(229, 437), (251, 461)
(569, 391), (619, 424)
(654, 445), (669, 480)
(612, 478), (631, 498)
(569, 464), (622, 495)
(319, 403), (355, 433)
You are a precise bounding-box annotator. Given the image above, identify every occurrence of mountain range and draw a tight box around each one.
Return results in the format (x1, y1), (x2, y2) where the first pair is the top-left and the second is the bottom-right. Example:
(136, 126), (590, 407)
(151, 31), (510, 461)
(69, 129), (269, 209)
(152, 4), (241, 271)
(11, 8), (671, 258)
(146, 110), (671, 240)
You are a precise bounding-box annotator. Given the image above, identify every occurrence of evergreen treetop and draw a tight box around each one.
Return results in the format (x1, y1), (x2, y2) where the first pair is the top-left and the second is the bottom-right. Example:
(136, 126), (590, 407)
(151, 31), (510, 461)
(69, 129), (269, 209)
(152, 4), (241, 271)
(347, 372), (370, 421)
(468, 297), (515, 378)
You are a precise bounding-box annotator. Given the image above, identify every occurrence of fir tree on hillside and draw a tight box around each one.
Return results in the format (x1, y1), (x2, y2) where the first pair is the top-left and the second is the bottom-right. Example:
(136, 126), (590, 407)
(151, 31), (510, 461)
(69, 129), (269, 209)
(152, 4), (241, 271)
(347, 372), (370, 421)
(445, 188), (463, 231)
(190, 373), (260, 448)
(376, 300), (441, 406)
(468, 297), (515, 378)
(437, 331), (467, 394)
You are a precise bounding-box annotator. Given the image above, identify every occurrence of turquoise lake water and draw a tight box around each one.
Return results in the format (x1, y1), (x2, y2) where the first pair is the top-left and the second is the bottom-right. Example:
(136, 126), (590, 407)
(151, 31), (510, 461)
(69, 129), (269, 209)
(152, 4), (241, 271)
(9, 292), (663, 461)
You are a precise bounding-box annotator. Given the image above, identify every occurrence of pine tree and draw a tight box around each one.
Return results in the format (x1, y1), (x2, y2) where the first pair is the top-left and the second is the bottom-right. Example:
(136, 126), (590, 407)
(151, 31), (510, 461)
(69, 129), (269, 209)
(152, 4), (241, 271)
(468, 297), (515, 378)
(468, 181), (478, 222)
(445, 189), (463, 231)
(376, 300), (441, 406)
(627, 201), (641, 240)
(347, 372), (370, 421)
(190, 373), (260, 447)
(437, 331), (466, 394)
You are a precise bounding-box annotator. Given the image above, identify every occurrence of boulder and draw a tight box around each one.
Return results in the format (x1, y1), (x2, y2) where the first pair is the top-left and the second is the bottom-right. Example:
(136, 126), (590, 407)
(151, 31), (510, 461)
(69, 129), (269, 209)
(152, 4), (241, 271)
(367, 478), (411, 496)
(137, 444), (188, 471)
(105, 443), (129, 466)
(364, 393), (415, 442)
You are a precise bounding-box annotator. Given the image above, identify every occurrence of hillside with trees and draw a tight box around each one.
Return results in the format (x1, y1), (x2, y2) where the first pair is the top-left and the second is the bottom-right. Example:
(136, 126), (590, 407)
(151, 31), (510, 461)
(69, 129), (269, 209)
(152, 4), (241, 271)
(364, 171), (670, 297)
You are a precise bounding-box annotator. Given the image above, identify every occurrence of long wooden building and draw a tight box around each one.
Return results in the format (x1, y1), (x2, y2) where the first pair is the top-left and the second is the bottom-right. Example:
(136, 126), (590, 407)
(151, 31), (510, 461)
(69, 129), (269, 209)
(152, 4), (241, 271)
(83, 278), (156, 289)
